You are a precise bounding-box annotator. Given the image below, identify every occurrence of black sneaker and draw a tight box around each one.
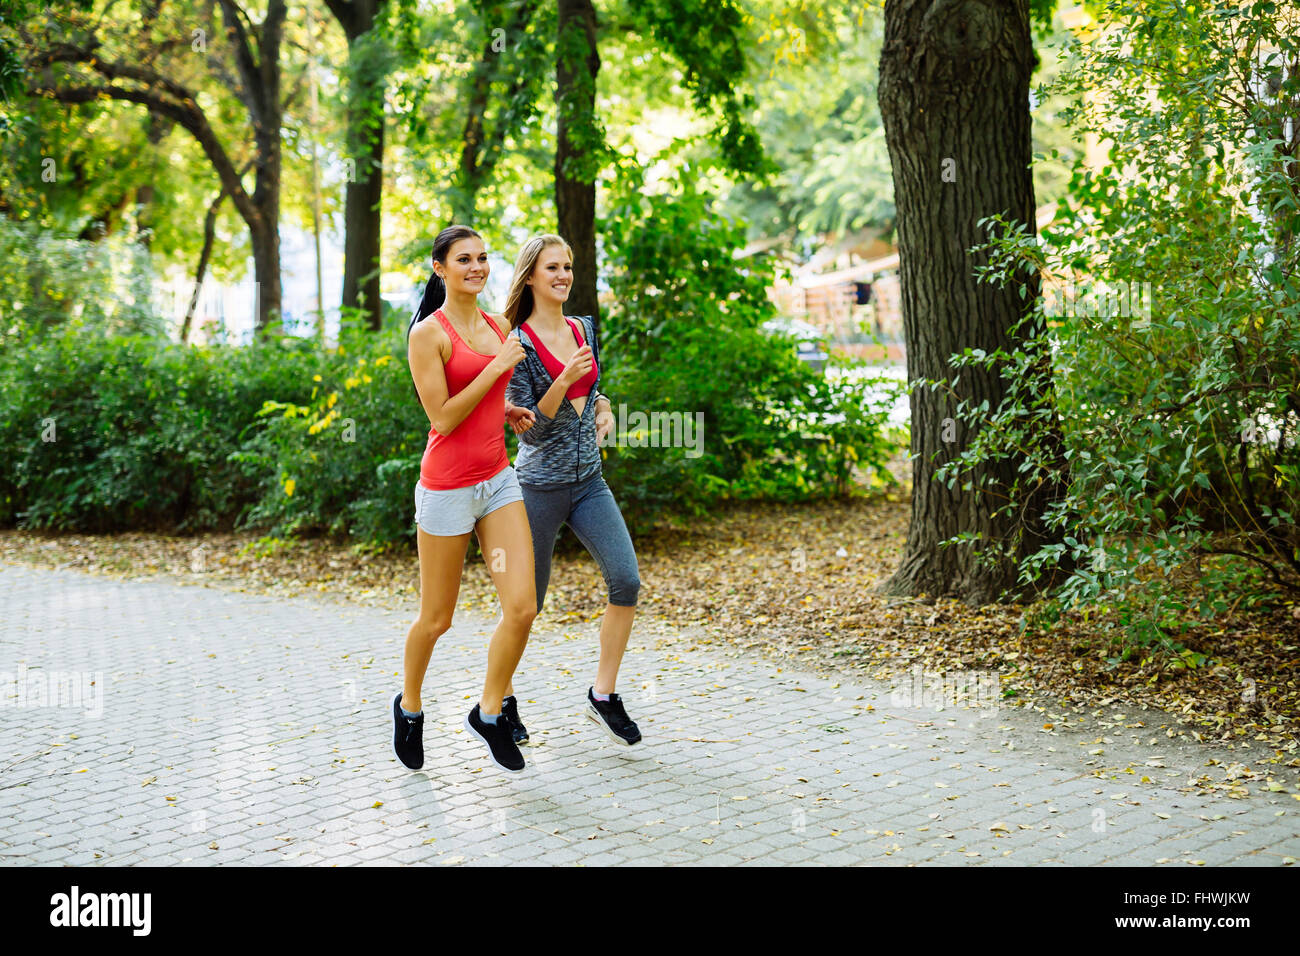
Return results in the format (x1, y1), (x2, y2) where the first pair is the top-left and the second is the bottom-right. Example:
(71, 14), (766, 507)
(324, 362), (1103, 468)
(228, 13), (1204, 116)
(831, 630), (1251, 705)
(501, 695), (529, 744)
(392, 691), (424, 770)
(463, 704), (526, 772)
(586, 688), (641, 745)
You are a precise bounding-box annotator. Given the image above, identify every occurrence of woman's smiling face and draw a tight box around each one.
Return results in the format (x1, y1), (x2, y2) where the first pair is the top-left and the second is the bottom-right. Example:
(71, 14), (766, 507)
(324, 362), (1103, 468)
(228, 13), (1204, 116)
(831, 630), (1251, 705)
(528, 244), (573, 305)
(439, 236), (489, 295)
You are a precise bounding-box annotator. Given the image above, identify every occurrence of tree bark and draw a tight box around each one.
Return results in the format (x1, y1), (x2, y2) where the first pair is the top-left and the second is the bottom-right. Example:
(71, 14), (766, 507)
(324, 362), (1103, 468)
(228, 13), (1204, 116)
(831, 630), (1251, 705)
(341, 121), (383, 330)
(325, 0), (387, 332)
(877, 0), (1063, 604)
(556, 0), (601, 332)
(242, 0), (286, 332)
(455, 9), (498, 225)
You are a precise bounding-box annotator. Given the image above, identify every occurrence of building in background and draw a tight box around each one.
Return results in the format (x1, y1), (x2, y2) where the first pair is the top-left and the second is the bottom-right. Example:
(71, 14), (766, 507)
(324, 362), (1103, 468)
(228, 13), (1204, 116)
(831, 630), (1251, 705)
(764, 226), (903, 363)
(768, 204), (1059, 364)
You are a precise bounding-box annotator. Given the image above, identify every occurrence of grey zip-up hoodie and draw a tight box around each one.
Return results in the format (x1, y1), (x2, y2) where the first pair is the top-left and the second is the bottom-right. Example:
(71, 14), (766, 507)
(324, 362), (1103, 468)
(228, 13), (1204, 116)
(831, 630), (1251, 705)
(505, 314), (609, 489)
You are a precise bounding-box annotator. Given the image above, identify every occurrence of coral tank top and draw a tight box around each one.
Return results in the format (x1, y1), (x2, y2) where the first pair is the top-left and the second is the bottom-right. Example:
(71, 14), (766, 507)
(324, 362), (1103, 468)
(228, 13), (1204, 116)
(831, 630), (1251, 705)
(417, 308), (510, 490)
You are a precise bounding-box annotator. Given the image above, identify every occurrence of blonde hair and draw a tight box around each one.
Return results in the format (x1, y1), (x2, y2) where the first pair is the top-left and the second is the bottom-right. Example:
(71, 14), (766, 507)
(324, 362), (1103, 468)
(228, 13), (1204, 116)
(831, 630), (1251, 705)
(503, 234), (573, 330)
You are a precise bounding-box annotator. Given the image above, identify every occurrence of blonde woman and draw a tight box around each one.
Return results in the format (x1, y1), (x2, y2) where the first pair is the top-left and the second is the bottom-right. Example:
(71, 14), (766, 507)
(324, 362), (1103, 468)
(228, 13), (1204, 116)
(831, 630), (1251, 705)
(499, 235), (643, 746)
(393, 224), (539, 773)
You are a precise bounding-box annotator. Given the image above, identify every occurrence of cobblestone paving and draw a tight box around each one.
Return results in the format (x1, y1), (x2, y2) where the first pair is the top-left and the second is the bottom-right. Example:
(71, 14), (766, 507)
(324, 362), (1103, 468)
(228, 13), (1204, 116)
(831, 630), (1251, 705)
(1, 563), (1297, 866)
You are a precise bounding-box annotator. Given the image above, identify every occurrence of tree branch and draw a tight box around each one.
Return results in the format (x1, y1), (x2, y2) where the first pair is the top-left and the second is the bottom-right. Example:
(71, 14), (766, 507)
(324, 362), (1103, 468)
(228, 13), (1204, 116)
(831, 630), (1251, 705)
(214, 0), (265, 126)
(31, 82), (257, 229)
(34, 43), (205, 113)
(259, 0), (287, 120)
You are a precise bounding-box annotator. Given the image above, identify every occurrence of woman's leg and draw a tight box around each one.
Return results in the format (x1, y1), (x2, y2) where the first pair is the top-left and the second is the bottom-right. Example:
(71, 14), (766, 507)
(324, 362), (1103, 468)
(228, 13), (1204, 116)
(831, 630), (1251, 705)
(503, 483), (569, 698)
(473, 500), (537, 715)
(593, 606), (636, 695)
(522, 483), (570, 615)
(403, 527), (472, 713)
(564, 476), (640, 694)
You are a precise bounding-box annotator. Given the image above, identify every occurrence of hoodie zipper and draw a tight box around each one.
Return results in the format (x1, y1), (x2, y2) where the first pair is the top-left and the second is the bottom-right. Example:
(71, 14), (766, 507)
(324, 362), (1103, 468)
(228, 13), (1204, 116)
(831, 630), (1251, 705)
(523, 323), (597, 486)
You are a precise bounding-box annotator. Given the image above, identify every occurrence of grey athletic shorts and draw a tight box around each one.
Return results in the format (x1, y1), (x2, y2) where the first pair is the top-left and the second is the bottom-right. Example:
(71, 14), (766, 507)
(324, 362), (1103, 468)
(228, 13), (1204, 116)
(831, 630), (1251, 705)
(413, 465), (524, 537)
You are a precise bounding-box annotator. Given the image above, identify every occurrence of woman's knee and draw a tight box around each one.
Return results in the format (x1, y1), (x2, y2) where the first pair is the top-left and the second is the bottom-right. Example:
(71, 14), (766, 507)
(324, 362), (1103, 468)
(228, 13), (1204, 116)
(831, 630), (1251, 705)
(501, 599), (537, 629)
(608, 571), (640, 607)
(412, 612), (453, 642)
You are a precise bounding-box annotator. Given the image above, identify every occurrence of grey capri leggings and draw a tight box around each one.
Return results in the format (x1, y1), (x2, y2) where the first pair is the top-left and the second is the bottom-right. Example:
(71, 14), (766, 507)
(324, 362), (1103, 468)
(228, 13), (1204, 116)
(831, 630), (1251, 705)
(520, 472), (641, 613)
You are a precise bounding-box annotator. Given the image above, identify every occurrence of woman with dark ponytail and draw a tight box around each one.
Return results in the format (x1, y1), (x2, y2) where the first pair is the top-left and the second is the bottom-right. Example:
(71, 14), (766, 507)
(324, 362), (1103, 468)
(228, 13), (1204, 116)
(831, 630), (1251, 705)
(391, 225), (540, 774)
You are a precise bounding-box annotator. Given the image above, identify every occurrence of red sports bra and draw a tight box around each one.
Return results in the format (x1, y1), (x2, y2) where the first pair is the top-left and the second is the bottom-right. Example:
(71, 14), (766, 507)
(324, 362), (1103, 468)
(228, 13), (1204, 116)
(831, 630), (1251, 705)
(525, 318), (598, 399)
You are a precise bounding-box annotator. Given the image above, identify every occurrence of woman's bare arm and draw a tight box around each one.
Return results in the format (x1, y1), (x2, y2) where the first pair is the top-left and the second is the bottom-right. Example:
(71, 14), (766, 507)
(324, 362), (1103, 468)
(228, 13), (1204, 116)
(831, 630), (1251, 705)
(409, 323), (525, 435)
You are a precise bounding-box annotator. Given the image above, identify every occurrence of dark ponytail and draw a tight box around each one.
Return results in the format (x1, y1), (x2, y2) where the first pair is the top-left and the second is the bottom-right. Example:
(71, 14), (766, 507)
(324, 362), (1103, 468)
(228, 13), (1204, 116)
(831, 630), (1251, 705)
(406, 273), (444, 351)
(414, 273), (445, 324)
(407, 224), (483, 403)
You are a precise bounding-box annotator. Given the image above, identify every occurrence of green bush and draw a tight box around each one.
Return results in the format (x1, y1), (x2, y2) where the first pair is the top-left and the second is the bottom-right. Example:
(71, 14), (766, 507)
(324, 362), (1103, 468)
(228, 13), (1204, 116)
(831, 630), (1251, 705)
(0, 324), (330, 532)
(597, 158), (903, 531)
(231, 322), (429, 546)
(941, 0), (1300, 651)
(0, 305), (497, 545)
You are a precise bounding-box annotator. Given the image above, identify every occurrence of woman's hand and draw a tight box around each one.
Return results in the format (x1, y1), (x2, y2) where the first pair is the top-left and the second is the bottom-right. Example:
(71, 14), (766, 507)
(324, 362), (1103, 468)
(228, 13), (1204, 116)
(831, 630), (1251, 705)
(594, 401), (614, 444)
(560, 345), (593, 386)
(490, 337), (526, 377)
(506, 403), (536, 435)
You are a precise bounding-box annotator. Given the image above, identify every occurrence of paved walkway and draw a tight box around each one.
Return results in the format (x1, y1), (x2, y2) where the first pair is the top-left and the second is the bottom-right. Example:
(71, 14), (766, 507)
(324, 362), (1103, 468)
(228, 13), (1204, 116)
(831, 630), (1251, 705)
(1, 563), (1296, 866)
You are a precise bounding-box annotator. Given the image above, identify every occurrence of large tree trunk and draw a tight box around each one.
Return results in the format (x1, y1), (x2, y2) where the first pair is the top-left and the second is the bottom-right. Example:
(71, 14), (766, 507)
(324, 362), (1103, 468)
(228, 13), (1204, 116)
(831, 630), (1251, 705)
(250, 217), (281, 333)
(133, 0), (167, 250)
(454, 13), (496, 225)
(244, 0), (286, 333)
(133, 113), (169, 249)
(556, 0), (601, 331)
(327, 0), (388, 332)
(877, 0), (1063, 604)
(341, 118), (383, 330)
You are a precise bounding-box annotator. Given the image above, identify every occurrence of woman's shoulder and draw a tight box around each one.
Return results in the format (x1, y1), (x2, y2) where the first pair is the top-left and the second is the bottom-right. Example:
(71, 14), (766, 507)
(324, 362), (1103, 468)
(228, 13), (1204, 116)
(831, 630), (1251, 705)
(567, 314), (596, 337)
(512, 318), (540, 345)
(483, 309), (516, 339)
(408, 313), (450, 352)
